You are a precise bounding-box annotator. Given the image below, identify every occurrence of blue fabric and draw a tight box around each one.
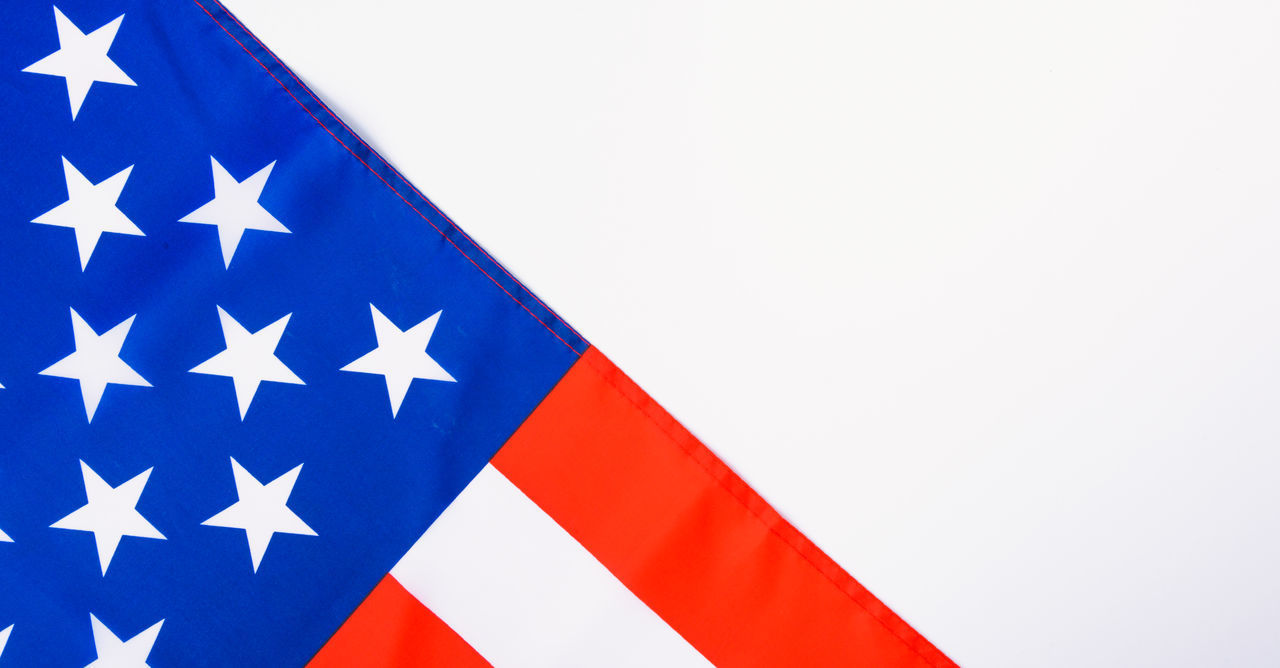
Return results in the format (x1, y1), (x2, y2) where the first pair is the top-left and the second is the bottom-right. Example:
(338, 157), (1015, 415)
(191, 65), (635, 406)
(0, 1), (584, 664)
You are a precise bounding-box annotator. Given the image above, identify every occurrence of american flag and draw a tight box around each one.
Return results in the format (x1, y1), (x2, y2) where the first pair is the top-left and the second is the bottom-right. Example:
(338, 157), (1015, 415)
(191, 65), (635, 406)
(0, 2), (954, 666)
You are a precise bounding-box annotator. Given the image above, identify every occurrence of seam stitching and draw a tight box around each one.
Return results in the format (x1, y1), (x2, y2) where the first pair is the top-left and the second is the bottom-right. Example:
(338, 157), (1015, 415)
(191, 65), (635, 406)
(579, 352), (955, 668)
(191, 0), (583, 356)
(211, 6), (583, 348)
(186, 2), (949, 665)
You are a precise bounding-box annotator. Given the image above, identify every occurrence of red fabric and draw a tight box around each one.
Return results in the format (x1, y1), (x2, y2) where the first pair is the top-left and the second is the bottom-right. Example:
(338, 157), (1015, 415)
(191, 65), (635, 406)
(492, 347), (956, 667)
(308, 576), (490, 667)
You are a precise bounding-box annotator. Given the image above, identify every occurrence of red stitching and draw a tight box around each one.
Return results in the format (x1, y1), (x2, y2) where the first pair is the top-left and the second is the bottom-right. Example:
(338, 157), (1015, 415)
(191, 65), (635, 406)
(189, 3), (950, 664)
(190, 0), (581, 356)
(579, 351), (957, 668)
(211, 6), (583, 348)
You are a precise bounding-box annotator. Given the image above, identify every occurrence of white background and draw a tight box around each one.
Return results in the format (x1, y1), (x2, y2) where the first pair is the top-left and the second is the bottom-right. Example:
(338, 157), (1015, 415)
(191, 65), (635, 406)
(219, 1), (1280, 665)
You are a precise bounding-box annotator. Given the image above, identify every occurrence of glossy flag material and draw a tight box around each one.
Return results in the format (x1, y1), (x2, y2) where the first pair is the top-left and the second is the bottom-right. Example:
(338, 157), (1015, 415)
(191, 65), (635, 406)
(0, 1), (955, 666)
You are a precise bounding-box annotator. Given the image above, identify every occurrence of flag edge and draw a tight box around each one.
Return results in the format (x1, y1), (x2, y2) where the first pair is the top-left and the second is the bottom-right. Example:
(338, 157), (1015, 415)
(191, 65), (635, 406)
(189, 0), (589, 357)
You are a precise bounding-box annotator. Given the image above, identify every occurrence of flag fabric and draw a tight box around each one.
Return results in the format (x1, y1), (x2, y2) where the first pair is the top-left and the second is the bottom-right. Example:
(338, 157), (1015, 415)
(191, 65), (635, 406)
(0, 1), (955, 666)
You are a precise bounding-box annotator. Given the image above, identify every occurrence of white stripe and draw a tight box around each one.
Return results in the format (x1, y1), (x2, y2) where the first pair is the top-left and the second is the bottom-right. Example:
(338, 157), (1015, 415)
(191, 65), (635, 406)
(390, 464), (712, 668)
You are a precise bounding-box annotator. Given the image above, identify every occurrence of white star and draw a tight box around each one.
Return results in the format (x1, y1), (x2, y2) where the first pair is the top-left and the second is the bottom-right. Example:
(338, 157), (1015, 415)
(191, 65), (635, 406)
(0, 624), (11, 661)
(87, 614), (162, 668)
(180, 157), (289, 268)
(33, 158), (143, 270)
(0, 525), (10, 542)
(203, 458), (315, 572)
(23, 7), (136, 120)
(41, 308), (151, 422)
(342, 304), (456, 417)
(190, 307), (304, 419)
(51, 461), (164, 576)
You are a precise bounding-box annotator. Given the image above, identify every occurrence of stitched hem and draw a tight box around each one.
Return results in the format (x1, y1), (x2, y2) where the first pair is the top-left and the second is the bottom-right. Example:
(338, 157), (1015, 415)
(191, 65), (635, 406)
(187, 3), (952, 664)
(192, 0), (588, 356)
(579, 348), (958, 668)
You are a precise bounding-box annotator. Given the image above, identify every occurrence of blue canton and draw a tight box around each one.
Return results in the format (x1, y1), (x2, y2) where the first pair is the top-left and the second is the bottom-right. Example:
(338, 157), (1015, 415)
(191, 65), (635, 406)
(0, 1), (584, 665)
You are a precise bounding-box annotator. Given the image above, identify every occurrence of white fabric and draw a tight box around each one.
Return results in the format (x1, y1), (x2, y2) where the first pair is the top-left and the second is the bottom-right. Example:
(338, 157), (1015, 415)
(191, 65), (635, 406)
(391, 465), (711, 668)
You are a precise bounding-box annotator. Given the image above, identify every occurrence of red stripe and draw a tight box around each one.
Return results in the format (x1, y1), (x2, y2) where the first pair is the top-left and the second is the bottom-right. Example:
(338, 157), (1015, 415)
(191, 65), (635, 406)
(308, 576), (491, 668)
(492, 347), (956, 667)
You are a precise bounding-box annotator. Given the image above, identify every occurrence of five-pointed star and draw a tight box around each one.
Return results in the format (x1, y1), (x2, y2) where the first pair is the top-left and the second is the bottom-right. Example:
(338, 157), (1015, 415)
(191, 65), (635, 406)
(190, 307), (304, 419)
(0, 624), (11, 661)
(51, 461), (165, 576)
(0, 525), (10, 542)
(33, 158), (144, 270)
(22, 7), (136, 120)
(180, 157), (289, 268)
(87, 614), (163, 668)
(342, 304), (456, 417)
(41, 308), (151, 422)
(203, 458), (315, 572)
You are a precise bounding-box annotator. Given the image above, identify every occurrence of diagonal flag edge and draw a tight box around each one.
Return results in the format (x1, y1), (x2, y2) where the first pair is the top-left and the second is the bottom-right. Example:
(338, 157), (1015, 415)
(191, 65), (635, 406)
(189, 2), (957, 666)
(190, 0), (589, 357)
